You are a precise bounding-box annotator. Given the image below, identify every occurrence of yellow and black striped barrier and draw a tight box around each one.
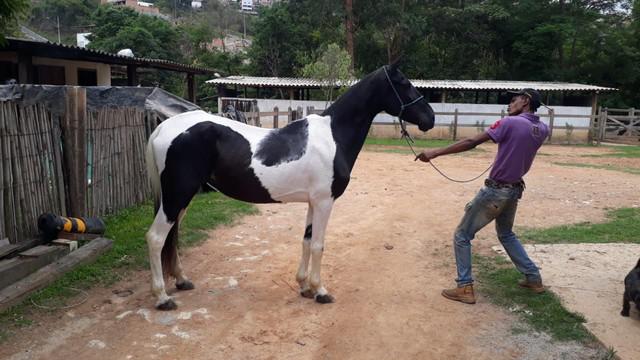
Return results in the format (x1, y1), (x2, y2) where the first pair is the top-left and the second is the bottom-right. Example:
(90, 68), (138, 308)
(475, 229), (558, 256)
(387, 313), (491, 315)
(38, 213), (105, 242)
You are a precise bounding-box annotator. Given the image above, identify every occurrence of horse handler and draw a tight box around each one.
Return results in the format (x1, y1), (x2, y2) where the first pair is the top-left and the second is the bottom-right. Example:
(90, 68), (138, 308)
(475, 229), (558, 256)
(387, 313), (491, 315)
(415, 88), (549, 304)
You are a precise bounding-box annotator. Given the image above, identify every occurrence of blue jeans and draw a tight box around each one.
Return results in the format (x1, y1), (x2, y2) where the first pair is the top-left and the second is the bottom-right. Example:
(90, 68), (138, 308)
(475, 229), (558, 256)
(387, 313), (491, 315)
(454, 185), (541, 287)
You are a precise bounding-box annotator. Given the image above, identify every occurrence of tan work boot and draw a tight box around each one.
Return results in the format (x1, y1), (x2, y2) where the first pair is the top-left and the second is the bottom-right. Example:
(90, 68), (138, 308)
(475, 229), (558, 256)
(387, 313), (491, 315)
(442, 284), (476, 304)
(518, 279), (545, 294)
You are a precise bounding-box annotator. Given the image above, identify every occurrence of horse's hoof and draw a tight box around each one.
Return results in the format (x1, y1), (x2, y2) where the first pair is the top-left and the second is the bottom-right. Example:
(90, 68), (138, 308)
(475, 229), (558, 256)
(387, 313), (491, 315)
(300, 289), (315, 299)
(621, 310), (630, 317)
(156, 298), (178, 311)
(176, 280), (195, 291)
(315, 294), (335, 304)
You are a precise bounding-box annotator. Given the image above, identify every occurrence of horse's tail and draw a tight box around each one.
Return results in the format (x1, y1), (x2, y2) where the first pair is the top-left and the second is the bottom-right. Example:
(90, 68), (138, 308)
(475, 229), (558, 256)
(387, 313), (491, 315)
(146, 126), (162, 213)
(146, 126), (177, 278)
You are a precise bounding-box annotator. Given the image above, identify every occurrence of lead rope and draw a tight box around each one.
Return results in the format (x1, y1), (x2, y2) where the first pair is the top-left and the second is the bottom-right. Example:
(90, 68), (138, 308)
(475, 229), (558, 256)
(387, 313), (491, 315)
(383, 65), (493, 183)
(400, 128), (493, 183)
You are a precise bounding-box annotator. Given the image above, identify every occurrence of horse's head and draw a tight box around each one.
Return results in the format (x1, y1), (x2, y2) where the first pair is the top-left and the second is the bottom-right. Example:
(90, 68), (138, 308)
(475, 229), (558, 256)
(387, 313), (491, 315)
(381, 63), (435, 132)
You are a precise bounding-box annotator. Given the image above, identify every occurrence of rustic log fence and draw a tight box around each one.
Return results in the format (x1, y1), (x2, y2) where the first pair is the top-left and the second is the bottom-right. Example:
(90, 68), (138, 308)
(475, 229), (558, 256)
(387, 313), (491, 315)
(0, 88), (157, 244)
(0, 102), (66, 244)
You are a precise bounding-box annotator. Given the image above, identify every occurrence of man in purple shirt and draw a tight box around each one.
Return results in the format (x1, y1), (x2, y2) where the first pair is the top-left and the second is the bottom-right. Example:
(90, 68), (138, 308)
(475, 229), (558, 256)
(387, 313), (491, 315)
(416, 88), (549, 304)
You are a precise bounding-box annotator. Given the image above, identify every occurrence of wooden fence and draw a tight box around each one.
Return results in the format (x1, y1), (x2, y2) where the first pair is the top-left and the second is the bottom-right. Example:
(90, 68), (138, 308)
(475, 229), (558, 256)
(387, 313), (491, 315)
(595, 107), (640, 144)
(242, 105), (595, 142)
(0, 102), (66, 243)
(0, 88), (156, 244)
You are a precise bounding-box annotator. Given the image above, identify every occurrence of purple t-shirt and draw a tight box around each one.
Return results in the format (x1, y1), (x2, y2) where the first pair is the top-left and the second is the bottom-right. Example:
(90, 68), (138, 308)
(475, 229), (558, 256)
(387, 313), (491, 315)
(485, 113), (549, 183)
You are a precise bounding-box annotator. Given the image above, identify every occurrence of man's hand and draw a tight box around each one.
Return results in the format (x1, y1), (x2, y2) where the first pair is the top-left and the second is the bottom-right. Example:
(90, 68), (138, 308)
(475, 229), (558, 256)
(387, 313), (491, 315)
(415, 149), (439, 162)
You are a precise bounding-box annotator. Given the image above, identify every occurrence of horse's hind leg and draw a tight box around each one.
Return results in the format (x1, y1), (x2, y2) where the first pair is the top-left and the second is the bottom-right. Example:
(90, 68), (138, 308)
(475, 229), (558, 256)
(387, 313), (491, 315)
(146, 208), (176, 310)
(148, 178), (203, 310)
(309, 198), (335, 304)
(172, 210), (195, 291)
(296, 205), (314, 298)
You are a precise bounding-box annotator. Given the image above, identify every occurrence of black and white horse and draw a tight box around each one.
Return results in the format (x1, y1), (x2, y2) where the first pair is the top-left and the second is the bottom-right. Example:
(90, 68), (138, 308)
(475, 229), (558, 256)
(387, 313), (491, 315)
(145, 64), (435, 310)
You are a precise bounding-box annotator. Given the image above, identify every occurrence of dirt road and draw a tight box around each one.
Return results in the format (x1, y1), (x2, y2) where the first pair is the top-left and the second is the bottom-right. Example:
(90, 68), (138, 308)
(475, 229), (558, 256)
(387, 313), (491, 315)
(2, 144), (638, 360)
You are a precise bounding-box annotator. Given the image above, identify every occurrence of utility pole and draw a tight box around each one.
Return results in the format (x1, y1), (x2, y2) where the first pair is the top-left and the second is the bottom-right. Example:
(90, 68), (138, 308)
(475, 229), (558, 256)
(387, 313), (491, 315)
(57, 16), (61, 43)
(243, 12), (246, 41)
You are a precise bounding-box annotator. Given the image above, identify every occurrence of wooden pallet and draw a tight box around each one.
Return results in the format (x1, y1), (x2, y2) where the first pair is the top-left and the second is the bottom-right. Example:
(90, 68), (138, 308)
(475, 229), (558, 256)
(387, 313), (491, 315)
(0, 237), (113, 312)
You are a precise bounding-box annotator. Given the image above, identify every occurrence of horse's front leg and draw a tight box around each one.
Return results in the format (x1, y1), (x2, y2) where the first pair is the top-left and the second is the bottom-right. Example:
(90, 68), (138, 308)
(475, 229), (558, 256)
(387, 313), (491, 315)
(296, 205), (314, 298)
(309, 198), (334, 303)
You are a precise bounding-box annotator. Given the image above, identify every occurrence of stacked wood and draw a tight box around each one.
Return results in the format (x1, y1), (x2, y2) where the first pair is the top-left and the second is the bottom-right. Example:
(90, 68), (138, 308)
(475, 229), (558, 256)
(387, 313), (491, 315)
(0, 237), (112, 312)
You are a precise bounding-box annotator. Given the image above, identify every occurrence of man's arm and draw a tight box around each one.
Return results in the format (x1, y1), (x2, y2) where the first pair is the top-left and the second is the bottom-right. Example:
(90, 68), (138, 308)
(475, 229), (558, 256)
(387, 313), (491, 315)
(415, 132), (492, 162)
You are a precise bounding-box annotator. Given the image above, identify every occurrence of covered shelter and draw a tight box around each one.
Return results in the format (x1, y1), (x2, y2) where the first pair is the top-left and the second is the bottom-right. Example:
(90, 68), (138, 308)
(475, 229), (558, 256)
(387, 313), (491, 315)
(0, 38), (215, 103)
(208, 75), (618, 142)
(208, 75), (616, 117)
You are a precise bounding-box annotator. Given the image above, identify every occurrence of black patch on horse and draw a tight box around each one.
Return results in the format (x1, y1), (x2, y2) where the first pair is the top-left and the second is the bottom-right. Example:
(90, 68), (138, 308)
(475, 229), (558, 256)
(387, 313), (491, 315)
(255, 119), (309, 167)
(161, 122), (276, 222)
(304, 224), (312, 240)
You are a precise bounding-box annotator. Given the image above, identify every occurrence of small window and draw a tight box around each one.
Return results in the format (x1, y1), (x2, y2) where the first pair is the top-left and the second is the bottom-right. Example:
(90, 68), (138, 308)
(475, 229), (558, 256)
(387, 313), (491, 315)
(34, 65), (66, 85)
(0, 61), (18, 84)
(78, 69), (97, 86)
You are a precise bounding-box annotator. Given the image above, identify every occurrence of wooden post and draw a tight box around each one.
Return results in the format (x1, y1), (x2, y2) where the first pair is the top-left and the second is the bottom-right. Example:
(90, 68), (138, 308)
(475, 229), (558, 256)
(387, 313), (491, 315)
(273, 106), (279, 128)
(187, 73), (196, 104)
(62, 87), (87, 216)
(126, 65), (137, 86)
(547, 108), (555, 142)
(628, 108), (636, 137)
(296, 106), (303, 120)
(588, 91), (599, 144)
(17, 52), (34, 84)
(288, 106), (293, 124)
(598, 107), (608, 145)
(441, 90), (447, 103)
(452, 108), (458, 141)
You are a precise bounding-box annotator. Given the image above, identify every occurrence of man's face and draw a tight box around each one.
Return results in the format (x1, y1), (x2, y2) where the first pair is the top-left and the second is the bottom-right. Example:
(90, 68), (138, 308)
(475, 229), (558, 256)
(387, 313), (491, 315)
(507, 95), (529, 116)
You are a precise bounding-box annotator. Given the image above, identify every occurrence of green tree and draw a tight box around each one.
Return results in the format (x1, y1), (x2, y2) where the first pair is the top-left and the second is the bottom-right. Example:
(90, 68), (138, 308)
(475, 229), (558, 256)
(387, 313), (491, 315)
(88, 6), (183, 60)
(248, 1), (343, 77)
(1, 0), (30, 43)
(302, 43), (352, 103)
(29, 0), (96, 41)
(88, 5), (186, 95)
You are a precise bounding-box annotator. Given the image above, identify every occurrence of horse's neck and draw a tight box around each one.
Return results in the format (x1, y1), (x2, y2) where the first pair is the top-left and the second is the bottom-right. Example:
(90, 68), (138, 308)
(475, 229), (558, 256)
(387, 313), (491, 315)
(324, 78), (382, 170)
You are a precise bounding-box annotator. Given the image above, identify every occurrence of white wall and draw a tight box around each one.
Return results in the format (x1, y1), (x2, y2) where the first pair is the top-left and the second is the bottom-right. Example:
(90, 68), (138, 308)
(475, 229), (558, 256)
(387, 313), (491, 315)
(230, 98), (593, 129)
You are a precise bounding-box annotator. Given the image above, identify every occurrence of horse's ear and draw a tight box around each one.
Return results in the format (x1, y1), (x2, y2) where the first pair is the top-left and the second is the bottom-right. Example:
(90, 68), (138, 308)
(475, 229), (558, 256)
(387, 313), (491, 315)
(389, 55), (402, 71)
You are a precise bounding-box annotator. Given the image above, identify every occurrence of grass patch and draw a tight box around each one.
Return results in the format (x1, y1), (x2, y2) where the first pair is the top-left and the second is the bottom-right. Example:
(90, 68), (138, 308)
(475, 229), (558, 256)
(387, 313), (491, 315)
(475, 254), (594, 342)
(521, 208), (640, 244)
(583, 145), (640, 158)
(0, 191), (257, 342)
(553, 162), (640, 175)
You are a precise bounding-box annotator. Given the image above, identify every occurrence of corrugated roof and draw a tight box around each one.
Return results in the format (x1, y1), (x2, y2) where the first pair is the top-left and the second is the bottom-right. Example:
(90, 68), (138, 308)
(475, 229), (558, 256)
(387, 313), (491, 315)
(3, 38), (215, 75)
(207, 76), (355, 87)
(207, 76), (617, 92)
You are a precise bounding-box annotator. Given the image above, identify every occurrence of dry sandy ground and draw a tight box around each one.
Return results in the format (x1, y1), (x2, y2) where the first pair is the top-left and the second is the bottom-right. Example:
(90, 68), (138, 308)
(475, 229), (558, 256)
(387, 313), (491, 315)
(493, 243), (640, 360)
(1, 143), (639, 360)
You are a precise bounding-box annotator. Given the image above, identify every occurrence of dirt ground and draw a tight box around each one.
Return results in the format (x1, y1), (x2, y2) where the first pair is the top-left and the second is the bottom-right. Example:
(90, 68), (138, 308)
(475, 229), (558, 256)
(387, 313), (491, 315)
(2, 143), (639, 360)
(493, 243), (640, 360)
